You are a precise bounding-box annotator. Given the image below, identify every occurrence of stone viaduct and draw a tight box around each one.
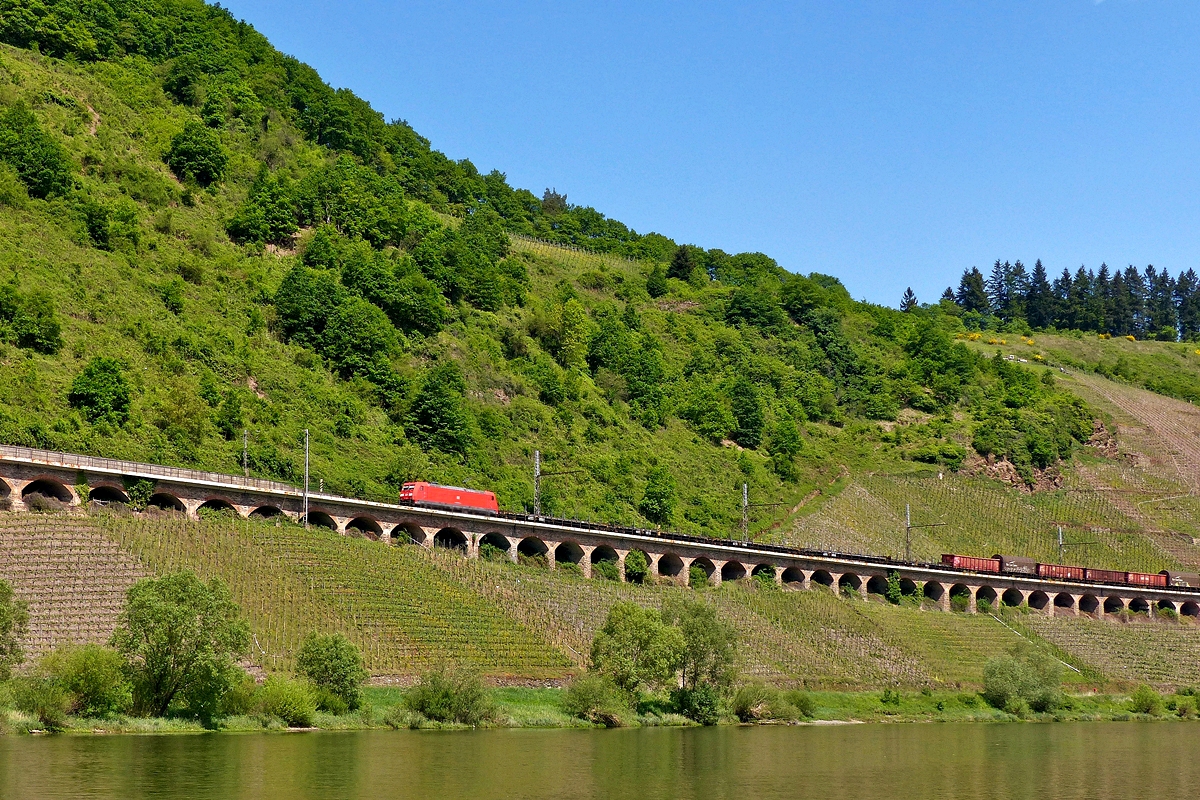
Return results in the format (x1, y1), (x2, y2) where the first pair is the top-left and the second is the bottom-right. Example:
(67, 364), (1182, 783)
(2, 444), (1198, 619)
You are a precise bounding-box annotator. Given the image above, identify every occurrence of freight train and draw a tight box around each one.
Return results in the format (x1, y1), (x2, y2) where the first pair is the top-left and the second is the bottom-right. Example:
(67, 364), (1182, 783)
(940, 553), (1200, 589)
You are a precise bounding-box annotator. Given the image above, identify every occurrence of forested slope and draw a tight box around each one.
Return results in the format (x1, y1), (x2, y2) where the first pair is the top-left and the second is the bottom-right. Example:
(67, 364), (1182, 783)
(0, 0), (1196, 562)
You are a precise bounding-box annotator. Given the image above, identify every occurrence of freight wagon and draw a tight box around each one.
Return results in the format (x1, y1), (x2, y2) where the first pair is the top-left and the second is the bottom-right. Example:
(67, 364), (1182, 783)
(994, 555), (1036, 575)
(941, 554), (1000, 572)
(1037, 563), (1085, 581)
(1126, 571), (1168, 588)
(1161, 571), (1200, 588)
(1083, 568), (1127, 584)
(399, 482), (500, 513)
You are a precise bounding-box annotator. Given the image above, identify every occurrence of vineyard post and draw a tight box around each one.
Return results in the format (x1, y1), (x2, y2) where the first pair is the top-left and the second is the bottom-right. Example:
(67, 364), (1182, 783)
(242, 429), (248, 478)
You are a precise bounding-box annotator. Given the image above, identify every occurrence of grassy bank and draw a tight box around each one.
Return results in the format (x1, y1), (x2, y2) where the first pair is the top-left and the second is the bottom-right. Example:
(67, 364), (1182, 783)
(2, 686), (1196, 735)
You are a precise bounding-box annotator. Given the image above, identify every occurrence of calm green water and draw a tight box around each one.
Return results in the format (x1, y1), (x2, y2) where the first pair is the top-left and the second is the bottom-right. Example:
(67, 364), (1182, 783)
(2, 723), (1198, 799)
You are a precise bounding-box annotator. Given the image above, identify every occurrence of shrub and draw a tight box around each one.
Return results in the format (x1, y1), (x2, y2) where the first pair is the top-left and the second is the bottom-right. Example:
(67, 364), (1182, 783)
(0, 578), (28, 680)
(624, 550), (650, 583)
(639, 466), (675, 525)
(69, 357), (131, 424)
(732, 684), (801, 722)
(590, 602), (685, 697)
(478, 543), (508, 563)
(563, 673), (629, 727)
(165, 121), (227, 186)
(782, 689), (816, 718)
(1129, 685), (1163, 716)
(295, 632), (367, 710)
(671, 685), (721, 725)
(255, 676), (316, 727)
(982, 648), (1063, 713)
(518, 552), (548, 569)
(218, 674), (258, 717)
(688, 564), (710, 590)
(0, 102), (73, 198)
(405, 667), (496, 725)
(557, 561), (583, 577)
(409, 363), (473, 455)
(592, 560), (620, 581)
(12, 677), (71, 731)
(111, 571), (250, 722)
(881, 688), (901, 706)
(24, 493), (64, 514)
(40, 644), (131, 717)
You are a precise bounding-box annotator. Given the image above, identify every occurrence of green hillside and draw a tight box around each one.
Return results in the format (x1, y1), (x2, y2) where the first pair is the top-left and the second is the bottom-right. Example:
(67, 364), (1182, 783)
(0, 4), (1127, 542)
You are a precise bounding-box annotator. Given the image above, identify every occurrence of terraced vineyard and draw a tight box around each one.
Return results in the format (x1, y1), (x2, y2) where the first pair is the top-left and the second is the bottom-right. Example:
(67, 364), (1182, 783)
(4, 507), (1200, 689)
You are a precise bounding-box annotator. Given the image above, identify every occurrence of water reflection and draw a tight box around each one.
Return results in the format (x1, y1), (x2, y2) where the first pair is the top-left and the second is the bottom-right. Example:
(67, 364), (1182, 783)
(2, 723), (1198, 800)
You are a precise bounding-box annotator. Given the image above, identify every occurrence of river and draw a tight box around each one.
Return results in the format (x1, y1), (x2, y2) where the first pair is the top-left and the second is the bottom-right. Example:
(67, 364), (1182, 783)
(2, 723), (1197, 799)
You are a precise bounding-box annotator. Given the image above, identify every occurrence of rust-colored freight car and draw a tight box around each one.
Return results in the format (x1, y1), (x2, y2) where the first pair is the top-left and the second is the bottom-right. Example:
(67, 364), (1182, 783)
(399, 482), (500, 513)
(941, 554), (1001, 572)
(1161, 571), (1200, 588)
(1037, 563), (1085, 581)
(1084, 568), (1127, 584)
(1127, 571), (1168, 588)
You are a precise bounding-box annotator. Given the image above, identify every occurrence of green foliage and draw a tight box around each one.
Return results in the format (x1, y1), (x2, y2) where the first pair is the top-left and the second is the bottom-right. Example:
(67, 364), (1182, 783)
(111, 571), (250, 722)
(562, 672), (629, 726)
(591, 559), (620, 581)
(0, 578), (29, 681)
(69, 357), (131, 424)
(639, 466), (675, 525)
(227, 174), (297, 245)
(729, 377), (764, 448)
(1129, 684), (1163, 716)
(981, 646), (1063, 714)
(589, 601), (685, 697)
(295, 632), (367, 710)
(0, 101), (73, 198)
(646, 264), (668, 298)
(165, 121), (227, 187)
(404, 667), (496, 725)
(732, 683), (808, 722)
(885, 571), (902, 605)
(255, 675), (316, 727)
(38, 644), (132, 718)
(12, 676), (71, 731)
(0, 283), (62, 354)
(689, 564), (710, 590)
(623, 550), (650, 583)
(409, 362), (472, 454)
(662, 596), (737, 692)
(670, 684), (721, 725)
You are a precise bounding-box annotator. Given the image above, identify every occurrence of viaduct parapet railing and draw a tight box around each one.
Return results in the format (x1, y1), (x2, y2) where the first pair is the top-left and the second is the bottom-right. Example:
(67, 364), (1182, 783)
(1, 445), (1198, 619)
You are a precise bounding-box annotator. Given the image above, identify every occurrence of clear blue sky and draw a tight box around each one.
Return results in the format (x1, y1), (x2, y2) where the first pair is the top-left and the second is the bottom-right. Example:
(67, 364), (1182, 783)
(222, 0), (1200, 306)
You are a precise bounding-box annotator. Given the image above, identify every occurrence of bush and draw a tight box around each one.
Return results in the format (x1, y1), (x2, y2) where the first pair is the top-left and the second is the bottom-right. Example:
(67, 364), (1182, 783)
(1129, 685), (1163, 716)
(0, 578), (28, 681)
(12, 677), (71, 731)
(591, 560), (620, 581)
(557, 561), (583, 577)
(255, 676), (316, 727)
(562, 673), (629, 727)
(782, 689), (816, 718)
(295, 632), (367, 710)
(39, 644), (131, 717)
(689, 564), (710, 590)
(590, 602), (685, 697)
(624, 550), (649, 583)
(69, 357), (131, 424)
(478, 543), (508, 563)
(165, 121), (227, 186)
(0, 102), (73, 198)
(671, 685), (721, 725)
(405, 667), (496, 725)
(732, 684), (801, 722)
(218, 674), (258, 717)
(111, 571), (250, 722)
(982, 648), (1063, 713)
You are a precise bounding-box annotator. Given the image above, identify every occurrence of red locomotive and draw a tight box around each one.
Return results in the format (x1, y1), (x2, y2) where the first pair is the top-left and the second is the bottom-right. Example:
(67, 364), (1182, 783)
(399, 482), (499, 513)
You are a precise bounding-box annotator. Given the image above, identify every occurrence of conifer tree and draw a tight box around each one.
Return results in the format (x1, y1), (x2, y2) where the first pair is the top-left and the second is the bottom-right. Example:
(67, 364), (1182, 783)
(955, 268), (990, 313)
(1025, 260), (1054, 329)
(900, 287), (917, 312)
